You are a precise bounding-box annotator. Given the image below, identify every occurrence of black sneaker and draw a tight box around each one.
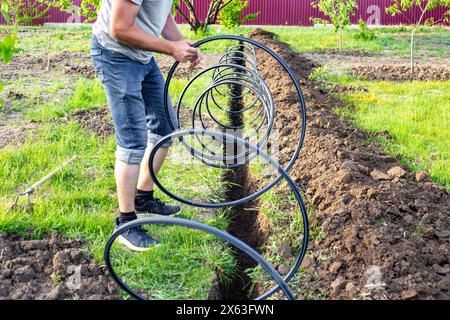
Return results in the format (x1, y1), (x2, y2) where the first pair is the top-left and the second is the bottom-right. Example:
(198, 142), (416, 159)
(135, 198), (181, 216)
(114, 217), (159, 252)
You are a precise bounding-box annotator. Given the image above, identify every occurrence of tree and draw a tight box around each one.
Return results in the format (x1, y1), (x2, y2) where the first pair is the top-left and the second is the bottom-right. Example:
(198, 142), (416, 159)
(173, 0), (235, 33)
(311, 0), (358, 51)
(50, 0), (100, 22)
(218, 0), (259, 30)
(386, 0), (450, 78)
(4, 0), (51, 25)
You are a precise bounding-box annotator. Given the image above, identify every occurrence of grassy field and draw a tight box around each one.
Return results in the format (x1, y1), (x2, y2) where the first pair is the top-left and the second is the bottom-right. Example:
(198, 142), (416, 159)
(2, 24), (448, 57)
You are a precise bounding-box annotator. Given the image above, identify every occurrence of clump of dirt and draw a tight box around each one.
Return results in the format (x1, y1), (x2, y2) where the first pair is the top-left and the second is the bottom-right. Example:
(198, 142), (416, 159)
(351, 64), (450, 81)
(0, 123), (35, 149)
(0, 232), (119, 300)
(64, 65), (96, 79)
(250, 28), (450, 300)
(67, 107), (114, 137)
(5, 90), (26, 100)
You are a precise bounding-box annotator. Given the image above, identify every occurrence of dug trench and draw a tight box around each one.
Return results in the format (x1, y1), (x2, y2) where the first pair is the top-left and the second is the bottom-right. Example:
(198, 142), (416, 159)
(209, 46), (270, 300)
(247, 29), (449, 300)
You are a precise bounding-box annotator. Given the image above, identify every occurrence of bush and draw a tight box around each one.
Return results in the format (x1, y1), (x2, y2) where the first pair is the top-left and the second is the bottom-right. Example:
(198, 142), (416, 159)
(4, 0), (51, 25)
(50, 0), (100, 22)
(354, 19), (376, 41)
(218, 0), (259, 30)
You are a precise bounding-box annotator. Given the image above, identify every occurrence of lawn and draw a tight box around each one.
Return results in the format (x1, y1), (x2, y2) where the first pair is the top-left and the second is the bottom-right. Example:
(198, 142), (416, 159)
(331, 76), (450, 191)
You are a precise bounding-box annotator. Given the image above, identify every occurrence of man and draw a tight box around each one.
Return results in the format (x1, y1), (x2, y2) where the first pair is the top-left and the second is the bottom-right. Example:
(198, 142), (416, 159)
(91, 0), (202, 251)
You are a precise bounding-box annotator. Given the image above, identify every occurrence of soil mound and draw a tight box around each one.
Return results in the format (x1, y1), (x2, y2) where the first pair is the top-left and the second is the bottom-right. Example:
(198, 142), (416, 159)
(68, 107), (114, 137)
(0, 232), (118, 300)
(351, 64), (450, 81)
(250, 30), (450, 300)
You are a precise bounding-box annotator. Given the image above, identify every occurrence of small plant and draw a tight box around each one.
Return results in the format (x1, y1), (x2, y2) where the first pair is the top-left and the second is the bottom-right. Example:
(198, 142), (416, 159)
(308, 64), (329, 82)
(218, 0), (259, 30)
(311, 0), (358, 51)
(354, 19), (376, 41)
(0, 1), (16, 93)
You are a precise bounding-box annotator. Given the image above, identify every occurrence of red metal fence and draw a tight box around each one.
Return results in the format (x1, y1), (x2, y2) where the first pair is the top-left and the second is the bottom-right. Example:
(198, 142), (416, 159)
(0, 0), (448, 26)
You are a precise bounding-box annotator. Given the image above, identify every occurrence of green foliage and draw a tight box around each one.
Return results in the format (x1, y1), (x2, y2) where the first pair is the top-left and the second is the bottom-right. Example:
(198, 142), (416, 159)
(4, 0), (51, 25)
(218, 0), (259, 30)
(311, 0), (358, 32)
(311, 0), (358, 50)
(386, 0), (450, 24)
(354, 19), (376, 41)
(1, 1), (10, 24)
(0, 1), (16, 93)
(51, 0), (101, 22)
(0, 33), (15, 63)
(174, 0), (241, 33)
(308, 64), (329, 81)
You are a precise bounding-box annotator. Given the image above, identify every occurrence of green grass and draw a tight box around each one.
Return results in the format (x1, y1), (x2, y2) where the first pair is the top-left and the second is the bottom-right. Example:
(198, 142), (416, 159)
(327, 74), (450, 190)
(24, 78), (106, 121)
(265, 26), (449, 58)
(2, 24), (448, 58)
(0, 58), (235, 299)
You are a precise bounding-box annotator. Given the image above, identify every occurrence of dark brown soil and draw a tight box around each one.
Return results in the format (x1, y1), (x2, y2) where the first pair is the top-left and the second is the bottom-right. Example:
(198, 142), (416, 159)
(351, 64), (450, 81)
(64, 64), (96, 79)
(0, 50), (94, 80)
(0, 231), (119, 300)
(250, 29), (450, 300)
(67, 107), (114, 137)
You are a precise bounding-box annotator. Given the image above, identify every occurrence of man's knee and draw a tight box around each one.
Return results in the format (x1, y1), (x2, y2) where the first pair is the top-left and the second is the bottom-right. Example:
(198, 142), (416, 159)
(115, 145), (146, 164)
(147, 132), (175, 148)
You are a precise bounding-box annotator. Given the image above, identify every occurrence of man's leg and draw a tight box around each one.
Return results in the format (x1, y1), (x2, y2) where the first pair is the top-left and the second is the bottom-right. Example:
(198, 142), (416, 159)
(116, 160), (140, 212)
(137, 145), (168, 192)
(133, 57), (180, 215)
(91, 37), (157, 250)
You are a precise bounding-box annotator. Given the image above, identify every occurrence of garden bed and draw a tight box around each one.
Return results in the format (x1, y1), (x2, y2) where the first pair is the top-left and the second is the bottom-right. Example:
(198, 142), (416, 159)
(248, 29), (449, 300)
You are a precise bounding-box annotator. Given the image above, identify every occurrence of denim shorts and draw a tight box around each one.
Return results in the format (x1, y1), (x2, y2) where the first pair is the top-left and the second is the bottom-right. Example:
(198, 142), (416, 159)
(90, 36), (178, 164)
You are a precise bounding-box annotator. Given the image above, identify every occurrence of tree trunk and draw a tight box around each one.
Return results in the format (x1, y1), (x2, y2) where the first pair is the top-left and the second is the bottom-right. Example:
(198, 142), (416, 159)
(410, 29), (416, 80)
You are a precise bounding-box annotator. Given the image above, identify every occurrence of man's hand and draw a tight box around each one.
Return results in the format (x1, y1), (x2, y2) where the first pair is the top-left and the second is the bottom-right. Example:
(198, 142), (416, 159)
(189, 48), (203, 68)
(169, 40), (202, 66)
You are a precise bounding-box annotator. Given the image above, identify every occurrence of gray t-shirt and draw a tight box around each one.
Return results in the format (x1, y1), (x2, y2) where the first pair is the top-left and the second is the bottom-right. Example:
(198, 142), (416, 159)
(93, 0), (173, 63)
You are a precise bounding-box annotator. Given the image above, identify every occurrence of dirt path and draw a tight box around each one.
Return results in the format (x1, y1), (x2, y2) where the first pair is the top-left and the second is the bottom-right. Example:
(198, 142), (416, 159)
(250, 29), (450, 300)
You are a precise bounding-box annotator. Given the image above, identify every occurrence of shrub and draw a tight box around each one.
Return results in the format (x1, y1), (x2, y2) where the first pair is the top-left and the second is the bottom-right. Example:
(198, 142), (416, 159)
(4, 0), (51, 25)
(218, 0), (259, 30)
(354, 19), (376, 41)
